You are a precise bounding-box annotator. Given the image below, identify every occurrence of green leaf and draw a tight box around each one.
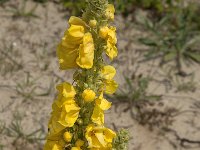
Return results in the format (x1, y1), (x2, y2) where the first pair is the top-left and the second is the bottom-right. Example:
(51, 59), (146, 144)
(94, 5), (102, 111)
(139, 38), (157, 46)
(186, 52), (200, 62)
(163, 51), (176, 62)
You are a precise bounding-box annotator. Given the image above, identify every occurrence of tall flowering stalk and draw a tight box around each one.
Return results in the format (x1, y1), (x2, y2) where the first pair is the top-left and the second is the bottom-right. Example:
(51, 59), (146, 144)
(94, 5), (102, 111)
(44, 0), (128, 150)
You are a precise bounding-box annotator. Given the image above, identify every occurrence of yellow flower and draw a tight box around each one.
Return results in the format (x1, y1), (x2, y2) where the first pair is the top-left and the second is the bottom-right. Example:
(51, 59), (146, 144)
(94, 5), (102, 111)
(76, 33), (94, 69)
(47, 83), (79, 139)
(63, 131), (72, 142)
(104, 79), (118, 94)
(106, 39), (118, 60)
(55, 82), (76, 108)
(48, 104), (66, 137)
(85, 124), (116, 149)
(95, 94), (111, 110)
(82, 89), (96, 102)
(107, 26), (117, 44)
(92, 94), (111, 125)
(48, 100), (80, 137)
(57, 24), (85, 69)
(57, 16), (94, 69)
(58, 100), (80, 127)
(105, 4), (115, 20)
(101, 65), (118, 94)
(89, 20), (97, 28)
(101, 65), (116, 80)
(43, 140), (62, 150)
(57, 43), (78, 69)
(99, 26), (117, 60)
(91, 106), (104, 125)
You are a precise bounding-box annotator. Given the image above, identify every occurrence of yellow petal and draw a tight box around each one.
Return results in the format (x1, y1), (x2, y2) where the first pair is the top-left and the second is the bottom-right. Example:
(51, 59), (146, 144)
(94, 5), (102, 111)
(91, 106), (104, 125)
(99, 26), (109, 39)
(56, 43), (78, 69)
(101, 65), (116, 80)
(55, 82), (76, 107)
(95, 132), (106, 147)
(76, 33), (94, 69)
(96, 97), (111, 111)
(106, 40), (118, 60)
(75, 139), (85, 147)
(58, 101), (80, 127)
(104, 128), (116, 143)
(107, 26), (117, 44)
(105, 4), (115, 20)
(67, 25), (85, 40)
(105, 80), (118, 94)
(69, 16), (86, 27)
(43, 140), (62, 150)
(56, 82), (76, 98)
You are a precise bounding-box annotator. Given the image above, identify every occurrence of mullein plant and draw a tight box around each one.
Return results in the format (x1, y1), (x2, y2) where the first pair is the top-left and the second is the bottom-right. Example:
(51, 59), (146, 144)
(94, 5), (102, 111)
(43, 0), (129, 150)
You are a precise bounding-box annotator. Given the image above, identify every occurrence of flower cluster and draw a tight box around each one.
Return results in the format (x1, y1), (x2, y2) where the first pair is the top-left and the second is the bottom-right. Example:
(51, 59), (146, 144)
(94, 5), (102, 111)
(44, 1), (122, 150)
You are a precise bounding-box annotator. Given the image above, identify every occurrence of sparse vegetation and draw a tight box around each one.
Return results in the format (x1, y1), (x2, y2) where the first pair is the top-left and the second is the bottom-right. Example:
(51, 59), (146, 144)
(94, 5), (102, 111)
(5, 113), (45, 149)
(0, 0), (200, 150)
(139, 3), (200, 75)
(0, 42), (23, 76)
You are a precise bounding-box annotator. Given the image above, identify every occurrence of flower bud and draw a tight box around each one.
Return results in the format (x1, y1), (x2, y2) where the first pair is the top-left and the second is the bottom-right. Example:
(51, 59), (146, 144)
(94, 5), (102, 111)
(89, 20), (97, 28)
(82, 89), (96, 102)
(77, 118), (83, 125)
(99, 26), (109, 39)
(63, 131), (72, 142)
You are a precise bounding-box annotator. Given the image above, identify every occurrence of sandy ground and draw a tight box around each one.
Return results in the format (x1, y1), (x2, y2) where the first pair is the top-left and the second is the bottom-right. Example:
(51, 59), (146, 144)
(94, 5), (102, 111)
(0, 1), (200, 150)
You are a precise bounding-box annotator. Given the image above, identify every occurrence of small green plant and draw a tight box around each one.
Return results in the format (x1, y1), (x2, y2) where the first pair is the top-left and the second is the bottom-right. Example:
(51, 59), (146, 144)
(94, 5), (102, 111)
(5, 112), (45, 147)
(15, 72), (38, 102)
(15, 72), (53, 102)
(139, 4), (200, 75)
(33, 46), (51, 71)
(0, 42), (23, 76)
(111, 75), (161, 117)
